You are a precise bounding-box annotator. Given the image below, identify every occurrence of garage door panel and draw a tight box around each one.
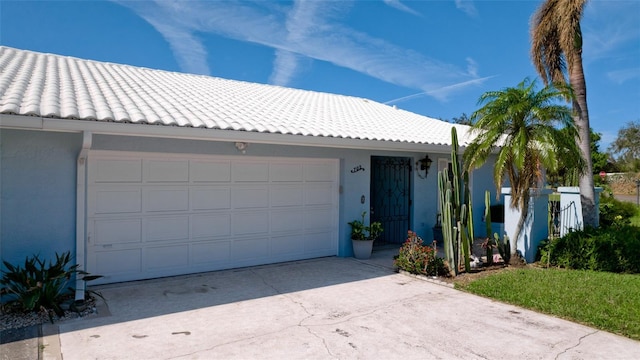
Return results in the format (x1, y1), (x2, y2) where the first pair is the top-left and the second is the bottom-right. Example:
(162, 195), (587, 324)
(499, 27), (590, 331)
(145, 245), (189, 271)
(304, 232), (334, 253)
(271, 163), (303, 182)
(232, 238), (269, 260)
(94, 219), (141, 245)
(144, 159), (189, 182)
(146, 216), (190, 242)
(191, 214), (231, 238)
(271, 210), (304, 232)
(192, 241), (231, 265)
(233, 162), (268, 182)
(190, 187), (231, 210)
(91, 188), (142, 214)
(233, 187), (269, 209)
(233, 212), (269, 235)
(92, 159), (142, 183)
(144, 188), (189, 212)
(305, 208), (334, 231)
(305, 184), (334, 205)
(305, 163), (335, 182)
(87, 152), (338, 284)
(92, 249), (142, 277)
(271, 235), (304, 256)
(190, 160), (231, 182)
(271, 185), (303, 207)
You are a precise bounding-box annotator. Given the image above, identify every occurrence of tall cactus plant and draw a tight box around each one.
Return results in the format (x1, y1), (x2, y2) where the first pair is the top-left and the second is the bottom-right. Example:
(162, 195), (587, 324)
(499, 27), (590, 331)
(438, 171), (455, 275)
(438, 127), (473, 275)
(484, 190), (493, 265)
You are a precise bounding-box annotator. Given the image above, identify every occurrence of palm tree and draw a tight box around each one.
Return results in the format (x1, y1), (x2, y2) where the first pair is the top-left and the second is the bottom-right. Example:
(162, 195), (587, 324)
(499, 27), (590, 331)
(530, 0), (596, 227)
(463, 78), (580, 257)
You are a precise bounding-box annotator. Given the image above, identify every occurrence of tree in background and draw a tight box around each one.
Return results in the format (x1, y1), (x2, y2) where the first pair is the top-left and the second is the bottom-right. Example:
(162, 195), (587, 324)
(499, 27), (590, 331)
(547, 128), (611, 187)
(590, 130), (612, 173)
(609, 121), (640, 172)
(530, 0), (597, 227)
(449, 113), (473, 125)
(463, 78), (580, 258)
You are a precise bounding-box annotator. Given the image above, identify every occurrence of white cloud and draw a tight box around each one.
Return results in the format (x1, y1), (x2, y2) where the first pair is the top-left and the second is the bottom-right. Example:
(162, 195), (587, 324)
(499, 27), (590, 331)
(270, 50), (301, 86)
(385, 75), (495, 104)
(145, 22), (210, 76)
(466, 57), (478, 78)
(114, 0), (483, 101)
(583, 0), (640, 61)
(269, 0), (327, 86)
(607, 68), (640, 84)
(426, 76), (494, 101)
(383, 0), (421, 17)
(119, 1), (210, 75)
(454, 0), (478, 18)
(383, 92), (428, 105)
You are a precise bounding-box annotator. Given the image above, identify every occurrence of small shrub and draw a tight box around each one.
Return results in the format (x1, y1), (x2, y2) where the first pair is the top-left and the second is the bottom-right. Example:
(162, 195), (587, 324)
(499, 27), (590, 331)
(1, 251), (102, 322)
(599, 195), (639, 227)
(540, 226), (640, 273)
(394, 231), (448, 276)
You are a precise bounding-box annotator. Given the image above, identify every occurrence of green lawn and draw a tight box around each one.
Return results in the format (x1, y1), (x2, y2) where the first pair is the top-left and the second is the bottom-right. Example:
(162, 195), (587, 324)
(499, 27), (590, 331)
(455, 267), (640, 340)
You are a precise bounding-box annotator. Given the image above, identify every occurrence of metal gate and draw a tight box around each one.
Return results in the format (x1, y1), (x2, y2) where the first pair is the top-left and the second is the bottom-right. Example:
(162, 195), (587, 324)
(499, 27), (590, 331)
(370, 156), (411, 244)
(549, 199), (579, 238)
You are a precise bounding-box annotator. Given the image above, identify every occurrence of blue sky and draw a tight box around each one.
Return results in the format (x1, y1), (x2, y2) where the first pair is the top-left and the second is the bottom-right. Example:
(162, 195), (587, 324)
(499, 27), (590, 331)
(2, 0), (638, 150)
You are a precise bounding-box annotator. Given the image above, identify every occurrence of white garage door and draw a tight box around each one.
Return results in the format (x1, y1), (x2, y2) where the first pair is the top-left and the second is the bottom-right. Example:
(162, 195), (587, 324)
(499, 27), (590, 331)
(86, 150), (339, 284)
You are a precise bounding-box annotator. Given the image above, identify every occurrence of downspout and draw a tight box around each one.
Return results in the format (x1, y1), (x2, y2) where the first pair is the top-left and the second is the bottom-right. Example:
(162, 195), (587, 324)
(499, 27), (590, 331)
(75, 131), (92, 301)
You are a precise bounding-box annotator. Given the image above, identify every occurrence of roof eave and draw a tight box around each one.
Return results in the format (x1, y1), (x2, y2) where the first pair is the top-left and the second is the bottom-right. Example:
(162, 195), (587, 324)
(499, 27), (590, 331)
(0, 114), (454, 153)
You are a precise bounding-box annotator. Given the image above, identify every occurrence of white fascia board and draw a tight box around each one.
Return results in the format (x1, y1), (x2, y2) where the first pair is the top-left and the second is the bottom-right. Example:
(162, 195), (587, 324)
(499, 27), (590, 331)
(0, 114), (451, 153)
(0, 114), (43, 129)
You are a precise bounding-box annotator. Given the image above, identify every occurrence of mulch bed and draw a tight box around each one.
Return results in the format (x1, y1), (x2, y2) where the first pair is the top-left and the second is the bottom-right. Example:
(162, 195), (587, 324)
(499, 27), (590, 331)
(0, 296), (98, 332)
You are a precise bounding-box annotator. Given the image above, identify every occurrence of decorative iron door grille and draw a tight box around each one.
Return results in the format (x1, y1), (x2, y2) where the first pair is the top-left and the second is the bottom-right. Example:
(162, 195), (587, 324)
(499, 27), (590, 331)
(370, 156), (412, 244)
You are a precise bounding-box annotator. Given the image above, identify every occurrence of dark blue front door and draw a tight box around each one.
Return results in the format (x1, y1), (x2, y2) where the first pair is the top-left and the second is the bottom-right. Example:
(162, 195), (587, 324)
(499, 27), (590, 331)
(370, 156), (411, 244)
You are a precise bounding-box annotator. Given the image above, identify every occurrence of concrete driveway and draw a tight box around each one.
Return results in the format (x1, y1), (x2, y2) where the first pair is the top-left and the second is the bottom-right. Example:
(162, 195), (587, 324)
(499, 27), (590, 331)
(37, 249), (640, 359)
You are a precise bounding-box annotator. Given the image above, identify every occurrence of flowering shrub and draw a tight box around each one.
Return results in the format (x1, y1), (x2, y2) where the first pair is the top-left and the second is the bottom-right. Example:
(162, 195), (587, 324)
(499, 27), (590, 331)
(394, 231), (448, 276)
(599, 195), (638, 227)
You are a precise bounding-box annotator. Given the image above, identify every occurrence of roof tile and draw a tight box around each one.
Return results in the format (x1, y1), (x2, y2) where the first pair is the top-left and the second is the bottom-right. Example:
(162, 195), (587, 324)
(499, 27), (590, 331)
(0, 46), (473, 146)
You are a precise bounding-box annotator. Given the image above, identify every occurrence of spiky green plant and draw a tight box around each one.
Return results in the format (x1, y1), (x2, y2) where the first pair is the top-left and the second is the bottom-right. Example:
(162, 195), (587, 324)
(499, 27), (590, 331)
(484, 191), (494, 265)
(494, 233), (511, 265)
(438, 127), (473, 275)
(1, 251), (103, 323)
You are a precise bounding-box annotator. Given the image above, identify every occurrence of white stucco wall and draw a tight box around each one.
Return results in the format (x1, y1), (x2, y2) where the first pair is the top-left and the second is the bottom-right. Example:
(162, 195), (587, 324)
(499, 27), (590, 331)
(1, 130), (82, 266)
(502, 188), (552, 262)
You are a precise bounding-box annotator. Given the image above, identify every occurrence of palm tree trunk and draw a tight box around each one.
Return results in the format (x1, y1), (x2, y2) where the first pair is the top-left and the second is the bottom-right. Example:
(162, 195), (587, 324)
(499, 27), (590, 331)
(570, 52), (597, 227)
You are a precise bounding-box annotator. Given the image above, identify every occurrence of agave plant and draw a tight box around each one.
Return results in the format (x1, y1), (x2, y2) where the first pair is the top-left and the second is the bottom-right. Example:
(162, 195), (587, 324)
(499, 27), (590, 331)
(1, 251), (102, 322)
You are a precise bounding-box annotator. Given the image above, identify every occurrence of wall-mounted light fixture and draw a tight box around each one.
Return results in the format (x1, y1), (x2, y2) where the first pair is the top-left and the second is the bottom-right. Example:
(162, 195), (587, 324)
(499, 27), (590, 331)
(235, 142), (249, 154)
(416, 154), (433, 179)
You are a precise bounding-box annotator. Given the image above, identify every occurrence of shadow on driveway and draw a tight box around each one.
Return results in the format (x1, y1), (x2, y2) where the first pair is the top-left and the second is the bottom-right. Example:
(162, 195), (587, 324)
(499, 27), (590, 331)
(2, 249), (399, 359)
(8, 247), (640, 359)
(84, 254), (397, 329)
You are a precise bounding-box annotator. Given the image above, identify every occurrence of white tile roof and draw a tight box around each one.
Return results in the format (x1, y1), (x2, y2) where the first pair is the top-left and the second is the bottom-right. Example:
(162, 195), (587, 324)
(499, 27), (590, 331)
(0, 46), (472, 146)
